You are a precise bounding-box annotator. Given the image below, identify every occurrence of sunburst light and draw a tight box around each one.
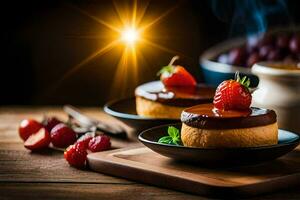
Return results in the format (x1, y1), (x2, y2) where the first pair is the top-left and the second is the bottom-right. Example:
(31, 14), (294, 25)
(121, 27), (139, 45)
(55, 0), (181, 98)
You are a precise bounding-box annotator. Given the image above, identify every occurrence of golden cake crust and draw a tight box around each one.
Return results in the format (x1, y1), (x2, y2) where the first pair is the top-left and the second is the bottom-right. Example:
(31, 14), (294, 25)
(181, 122), (278, 148)
(136, 96), (185, 119)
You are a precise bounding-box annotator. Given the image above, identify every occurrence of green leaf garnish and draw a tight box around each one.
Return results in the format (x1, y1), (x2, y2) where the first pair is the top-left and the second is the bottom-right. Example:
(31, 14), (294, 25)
(158, 136), (173, 144)
(158, 126), (181, 145)
(157, 65), (174, 76)
(235, 71), (251, 91)
(157, 55), (180, 77)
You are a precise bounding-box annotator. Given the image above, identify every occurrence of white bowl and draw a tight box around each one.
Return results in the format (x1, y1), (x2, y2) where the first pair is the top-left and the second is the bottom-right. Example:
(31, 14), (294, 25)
(252, 62), (300, 133)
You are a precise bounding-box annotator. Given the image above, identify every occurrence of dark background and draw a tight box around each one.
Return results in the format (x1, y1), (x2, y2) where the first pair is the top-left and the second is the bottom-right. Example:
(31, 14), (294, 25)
(1, 0), (299, 106)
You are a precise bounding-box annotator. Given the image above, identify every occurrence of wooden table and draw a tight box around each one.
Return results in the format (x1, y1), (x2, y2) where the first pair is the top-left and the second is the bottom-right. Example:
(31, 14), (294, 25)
(1, 107), (300, 200)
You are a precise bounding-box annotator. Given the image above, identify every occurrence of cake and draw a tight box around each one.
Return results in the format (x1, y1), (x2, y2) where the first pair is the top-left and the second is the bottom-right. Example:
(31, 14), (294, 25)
(180, 73), (278, 148)
(135, 81), (215, 119)
(181, 104), (278, 148)
(135, 56), (215, 119)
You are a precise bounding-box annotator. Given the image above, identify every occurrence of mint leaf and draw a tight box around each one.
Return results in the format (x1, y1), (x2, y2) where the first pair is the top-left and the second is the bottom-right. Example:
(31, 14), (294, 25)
(172, 136), (180, 145)
(158, 126), (182, 145)
(168, 126), (179, 138)
(158, 136), (172, 144)
(158, 136), (174, 145)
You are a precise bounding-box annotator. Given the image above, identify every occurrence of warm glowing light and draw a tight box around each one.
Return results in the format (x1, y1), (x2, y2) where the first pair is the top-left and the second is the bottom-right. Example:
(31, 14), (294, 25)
(121, 28), (139, 45)
(54, 1), (181, 99)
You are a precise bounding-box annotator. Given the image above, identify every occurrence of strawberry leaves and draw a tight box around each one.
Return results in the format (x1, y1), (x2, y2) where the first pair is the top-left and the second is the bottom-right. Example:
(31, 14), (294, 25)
(235, 72), (251, 91)
(158, 126), (181, 145)
(157, 65), (174, 76)
(157, 56), (179, 77)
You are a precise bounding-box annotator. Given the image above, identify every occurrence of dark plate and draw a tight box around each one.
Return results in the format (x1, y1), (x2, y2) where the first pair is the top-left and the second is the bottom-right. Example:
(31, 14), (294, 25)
(138, 123), (300, 166)
(104, 97), (180, 132)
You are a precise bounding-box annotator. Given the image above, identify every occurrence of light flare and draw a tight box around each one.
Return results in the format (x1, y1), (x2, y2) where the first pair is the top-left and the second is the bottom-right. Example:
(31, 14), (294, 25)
(121, 28), (139, 46)
(50, 1), (183, 99)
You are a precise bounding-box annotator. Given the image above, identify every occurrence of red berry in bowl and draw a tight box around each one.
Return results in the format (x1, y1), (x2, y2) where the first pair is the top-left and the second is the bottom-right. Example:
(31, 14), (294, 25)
(276, 34), (290, 49)
(19, 119), (43, 141)
(24, 127), (51, 150)
(289, 35), (300, 54)
(213, 74), (252, 111)
(258, 34), (274, 47)
(217, 54), (229, 64)
(43, 117), (62, 132)
(228, 47), (246, 66)
(259, 45), (272, 59)
(267, 49), (281, 61)
(246, 52), (260, 67)
(246, 36), (260, 52)
(50, 123), (77, 148)
(64, 142), (87, 168)
(88, 135), (111, 152)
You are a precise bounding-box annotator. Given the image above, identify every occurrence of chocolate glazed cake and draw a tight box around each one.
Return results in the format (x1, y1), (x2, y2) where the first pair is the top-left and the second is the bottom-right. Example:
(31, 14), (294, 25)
(180, 104), (278, 148)
(135, 81), (215, 119)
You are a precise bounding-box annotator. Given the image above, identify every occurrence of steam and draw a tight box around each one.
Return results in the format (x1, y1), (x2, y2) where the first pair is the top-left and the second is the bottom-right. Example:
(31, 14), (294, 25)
(211, 0), (291, 36)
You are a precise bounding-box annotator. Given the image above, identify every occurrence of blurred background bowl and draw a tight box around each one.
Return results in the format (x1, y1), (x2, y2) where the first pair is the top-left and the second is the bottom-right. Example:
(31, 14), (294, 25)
(199, 27), (300, 87)
(200, 37), (259, 87)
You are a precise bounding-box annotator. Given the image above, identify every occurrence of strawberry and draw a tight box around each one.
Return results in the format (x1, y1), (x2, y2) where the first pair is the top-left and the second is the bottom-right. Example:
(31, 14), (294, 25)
(213, 74), (252, 111)
(24, 127), (51, 150)
(43, 116), (62, 132)
(88, 135), (111, 152)
(64, 142), (87, 168)
(157, 56), (196, 87)
(50, 123), (77, 148)
(19, 119), (43, 141)
(76, 132), (94, 149)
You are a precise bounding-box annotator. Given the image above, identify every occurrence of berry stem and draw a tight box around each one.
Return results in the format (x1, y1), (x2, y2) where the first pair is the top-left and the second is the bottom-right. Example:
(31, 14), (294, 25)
(157, 55), (179, 76)
(168, 55), (180, 66)
(235, 71), (241, 82)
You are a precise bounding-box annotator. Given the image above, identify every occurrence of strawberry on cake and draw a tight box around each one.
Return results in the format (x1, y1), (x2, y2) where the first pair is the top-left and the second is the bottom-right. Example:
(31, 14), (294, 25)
(180, 74), (278, 148)
(135, 56), (215, 119)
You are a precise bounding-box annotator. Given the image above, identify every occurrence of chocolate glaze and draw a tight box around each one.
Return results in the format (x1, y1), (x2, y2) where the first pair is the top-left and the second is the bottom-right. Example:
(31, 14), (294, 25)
(135, 81), (215, 107)
(181, 103), (277, 129)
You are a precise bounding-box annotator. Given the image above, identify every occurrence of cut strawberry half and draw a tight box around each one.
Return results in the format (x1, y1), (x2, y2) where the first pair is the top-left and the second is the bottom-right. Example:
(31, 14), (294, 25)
(24, 127), (51, 150)
(19, 119), (43, 141)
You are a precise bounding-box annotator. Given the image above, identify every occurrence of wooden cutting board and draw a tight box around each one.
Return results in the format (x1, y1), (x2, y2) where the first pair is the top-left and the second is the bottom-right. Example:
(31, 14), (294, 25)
(87, 145), (300, 198)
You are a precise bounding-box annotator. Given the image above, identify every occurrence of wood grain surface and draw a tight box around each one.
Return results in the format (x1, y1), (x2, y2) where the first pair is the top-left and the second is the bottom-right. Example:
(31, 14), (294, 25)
(89, 145), (300, 197)
(1, 107), (300, 200)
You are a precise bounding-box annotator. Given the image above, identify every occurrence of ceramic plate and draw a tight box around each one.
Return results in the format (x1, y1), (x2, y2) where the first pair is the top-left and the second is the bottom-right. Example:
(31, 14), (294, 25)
(138, 123), (300, 166)
(104, 98), (180, 132)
